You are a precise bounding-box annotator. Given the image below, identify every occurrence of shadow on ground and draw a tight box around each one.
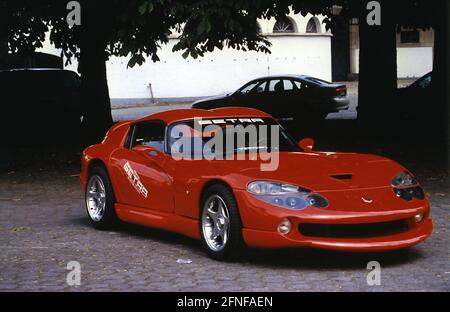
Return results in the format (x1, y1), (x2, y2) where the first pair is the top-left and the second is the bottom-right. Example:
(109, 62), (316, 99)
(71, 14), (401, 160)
(71, 213), (425, 271)
(244, 247), (423, 270)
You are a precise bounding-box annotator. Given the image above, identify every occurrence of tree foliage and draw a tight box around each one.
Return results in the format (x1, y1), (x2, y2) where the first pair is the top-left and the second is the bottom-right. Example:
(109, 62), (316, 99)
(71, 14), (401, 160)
(1, 0), (337, 68)
(1, 0), (446, 144)
(2, 0), (442, 69)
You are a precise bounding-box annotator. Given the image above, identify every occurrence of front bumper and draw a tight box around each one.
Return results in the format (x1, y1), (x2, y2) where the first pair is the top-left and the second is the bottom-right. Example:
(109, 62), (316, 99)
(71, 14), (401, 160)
(242, 219), (432, 251)
(235, 190), (433, 251)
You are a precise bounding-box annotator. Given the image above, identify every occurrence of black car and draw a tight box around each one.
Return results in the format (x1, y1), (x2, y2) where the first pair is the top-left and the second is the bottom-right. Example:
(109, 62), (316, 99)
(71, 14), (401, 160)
(395, 71), (432, 120)
(0, 68), (83, 146)
(397, 72), (431, 98)
(192, 75), (349, 121)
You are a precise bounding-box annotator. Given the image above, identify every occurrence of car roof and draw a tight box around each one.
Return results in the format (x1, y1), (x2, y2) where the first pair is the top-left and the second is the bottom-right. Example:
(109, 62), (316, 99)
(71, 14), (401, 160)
(134, 107), (272, 124)
(247, 74), (309, 82)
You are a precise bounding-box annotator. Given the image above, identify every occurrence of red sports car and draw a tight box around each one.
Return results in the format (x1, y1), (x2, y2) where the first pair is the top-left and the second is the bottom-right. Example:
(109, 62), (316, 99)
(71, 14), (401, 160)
(80, 107), (432, 260)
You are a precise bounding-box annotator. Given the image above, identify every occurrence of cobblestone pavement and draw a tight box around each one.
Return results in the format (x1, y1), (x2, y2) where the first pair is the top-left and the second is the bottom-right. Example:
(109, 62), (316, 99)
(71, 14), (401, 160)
(0, 164), (449, 292)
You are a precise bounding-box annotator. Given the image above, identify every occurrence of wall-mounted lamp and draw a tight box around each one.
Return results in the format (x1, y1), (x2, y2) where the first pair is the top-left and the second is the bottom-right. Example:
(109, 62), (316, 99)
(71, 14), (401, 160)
(330, 4), (343, 16)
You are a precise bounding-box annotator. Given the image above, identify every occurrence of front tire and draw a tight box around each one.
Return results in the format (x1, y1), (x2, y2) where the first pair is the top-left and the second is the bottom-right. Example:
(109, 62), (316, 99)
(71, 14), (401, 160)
(200, 184), (245, 261)
(85, 166), (118, 230)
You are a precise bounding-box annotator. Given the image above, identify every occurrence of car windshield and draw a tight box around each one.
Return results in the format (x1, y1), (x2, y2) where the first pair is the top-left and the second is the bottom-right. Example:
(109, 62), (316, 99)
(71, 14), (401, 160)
(237, 81), (264, 95)
(167, 117), (300, 159)
(412, 73), (432, 89)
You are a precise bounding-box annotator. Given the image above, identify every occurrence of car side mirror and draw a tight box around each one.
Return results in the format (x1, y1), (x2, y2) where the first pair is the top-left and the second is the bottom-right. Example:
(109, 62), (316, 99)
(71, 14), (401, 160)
(298, 138), (314, 152)
(132, 144), (164, 158)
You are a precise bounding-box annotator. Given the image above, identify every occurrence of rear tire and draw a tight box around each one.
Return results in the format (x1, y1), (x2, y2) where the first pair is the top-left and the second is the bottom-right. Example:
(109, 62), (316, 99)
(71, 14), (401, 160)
(85, 166), (118, 230)
(200, 184), (245, 261)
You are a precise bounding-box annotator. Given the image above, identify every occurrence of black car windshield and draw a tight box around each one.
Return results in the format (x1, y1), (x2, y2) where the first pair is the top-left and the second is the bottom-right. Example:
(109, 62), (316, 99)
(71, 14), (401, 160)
(167, 117), (300, 158)
(412, 73), (432, 89)
(237, 80), (264, 95)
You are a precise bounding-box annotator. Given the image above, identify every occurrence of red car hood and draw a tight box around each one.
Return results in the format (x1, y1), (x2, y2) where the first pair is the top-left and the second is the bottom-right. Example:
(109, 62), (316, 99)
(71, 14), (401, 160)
(217, 152), (405, 192)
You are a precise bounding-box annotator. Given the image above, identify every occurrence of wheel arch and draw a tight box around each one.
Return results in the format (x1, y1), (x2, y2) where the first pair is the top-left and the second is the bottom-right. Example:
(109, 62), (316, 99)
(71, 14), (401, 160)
(85, 158), (117, 203)
(87, 158), (107, 173)
(198, 179), (236, 216)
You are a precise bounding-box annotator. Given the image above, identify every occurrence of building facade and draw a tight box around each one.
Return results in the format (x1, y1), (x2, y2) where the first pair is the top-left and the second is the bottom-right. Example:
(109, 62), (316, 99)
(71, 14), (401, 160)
(38, 12), (434, 105)
(348, 19), (434, 79)
(40, 13), (332, 105)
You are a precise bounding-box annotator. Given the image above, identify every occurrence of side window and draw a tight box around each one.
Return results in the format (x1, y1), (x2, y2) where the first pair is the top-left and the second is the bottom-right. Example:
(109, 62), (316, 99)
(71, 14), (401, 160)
(124, 126), (134, 149)
(293, 80), (310, 90)
(291, 80), (309, 91)
(252, 81), (267, 93)
(283, 80), (295, 91)
(131, 121), (166, 152)
(268, 79), (283, 92)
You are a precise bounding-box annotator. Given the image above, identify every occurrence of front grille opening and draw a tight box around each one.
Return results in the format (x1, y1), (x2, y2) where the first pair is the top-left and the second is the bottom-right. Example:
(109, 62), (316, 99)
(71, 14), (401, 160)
(299, 219), (409, 238)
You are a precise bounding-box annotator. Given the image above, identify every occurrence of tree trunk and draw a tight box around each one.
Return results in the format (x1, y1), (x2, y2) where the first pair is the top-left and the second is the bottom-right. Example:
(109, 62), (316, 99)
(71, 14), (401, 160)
(330, 14), (350, 81)
(431, 0), (450, 168)
(79, 1), (113, 146)
(357, 0), (397, 129)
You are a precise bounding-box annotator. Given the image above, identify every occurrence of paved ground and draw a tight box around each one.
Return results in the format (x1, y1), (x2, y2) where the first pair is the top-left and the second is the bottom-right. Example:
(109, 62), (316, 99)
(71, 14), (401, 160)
(2, 81), (448, 292)
(0, 156), (449, 292)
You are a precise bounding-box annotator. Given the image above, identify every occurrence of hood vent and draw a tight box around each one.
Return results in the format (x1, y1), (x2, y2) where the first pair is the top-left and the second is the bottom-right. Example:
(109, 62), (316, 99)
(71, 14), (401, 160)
(330, 174), (353, 180)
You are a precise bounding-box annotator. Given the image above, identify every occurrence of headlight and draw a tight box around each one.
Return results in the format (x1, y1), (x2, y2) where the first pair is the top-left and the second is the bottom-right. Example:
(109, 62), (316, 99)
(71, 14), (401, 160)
(247, 181), (310, 195)
(391, 171), (418, 187)
(247, 181), (328, 210)
(392, 172), (424, 201)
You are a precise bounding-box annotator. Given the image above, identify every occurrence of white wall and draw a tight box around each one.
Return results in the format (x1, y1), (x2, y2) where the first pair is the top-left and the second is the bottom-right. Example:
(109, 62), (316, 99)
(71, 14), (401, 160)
(37, 11), (332, 101)
(396, 47), (433, 78)
(351, 47), (433, 79)
(105, 35), (332, 100)
(349, 27), (434, 78)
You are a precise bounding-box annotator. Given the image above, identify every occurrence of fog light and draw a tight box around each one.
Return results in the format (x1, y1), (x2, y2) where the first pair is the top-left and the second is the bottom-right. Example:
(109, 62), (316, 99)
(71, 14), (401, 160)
(277, 219), (292, 235)
(414, 213), (424, 223)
